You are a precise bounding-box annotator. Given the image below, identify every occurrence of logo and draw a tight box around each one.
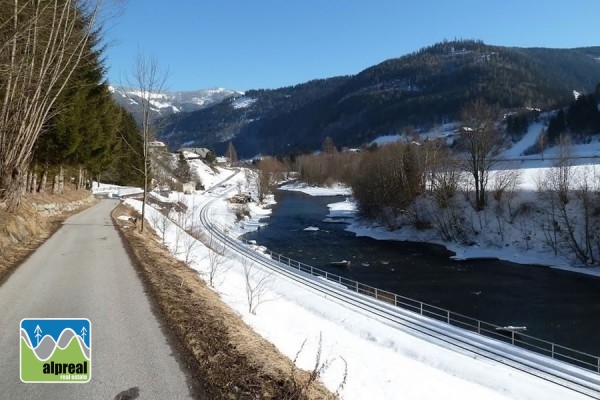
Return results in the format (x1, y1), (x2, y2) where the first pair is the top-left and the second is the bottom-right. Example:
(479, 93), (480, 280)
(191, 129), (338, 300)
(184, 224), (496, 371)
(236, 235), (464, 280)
(20, 318), (91, 383)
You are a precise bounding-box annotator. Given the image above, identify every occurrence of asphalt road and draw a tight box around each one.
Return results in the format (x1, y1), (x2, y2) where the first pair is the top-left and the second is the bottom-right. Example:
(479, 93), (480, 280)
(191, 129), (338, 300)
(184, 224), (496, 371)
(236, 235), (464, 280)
(0, 199), (195, 399)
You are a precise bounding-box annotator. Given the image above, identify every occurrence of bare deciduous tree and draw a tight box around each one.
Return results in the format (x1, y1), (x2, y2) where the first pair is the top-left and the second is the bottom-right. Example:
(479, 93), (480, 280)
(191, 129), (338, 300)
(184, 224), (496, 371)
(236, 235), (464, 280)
(535, 136), (600, 264)
(490, 164), (522, 218)
(285, 333), (348, 400)
(127, 53), (168, 232)
(535, 172), (560, 256)
(0, 0), (104, 211)
(150, 208), (172, 245)
(459, 99), (504, 211)
(181, 233), (198, 265)
(247, 157), (284, 204)
(554, 134), (573, 205)
(205, 234), (228, 287)
(178, 199), (205, 266)
(428, 147), (461, 209)
(241, 257), (272, 315)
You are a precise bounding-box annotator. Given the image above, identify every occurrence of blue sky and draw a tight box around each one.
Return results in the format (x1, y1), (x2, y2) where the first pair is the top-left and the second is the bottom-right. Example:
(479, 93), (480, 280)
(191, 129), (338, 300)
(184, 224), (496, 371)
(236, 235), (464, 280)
(104, 0), (600, 92)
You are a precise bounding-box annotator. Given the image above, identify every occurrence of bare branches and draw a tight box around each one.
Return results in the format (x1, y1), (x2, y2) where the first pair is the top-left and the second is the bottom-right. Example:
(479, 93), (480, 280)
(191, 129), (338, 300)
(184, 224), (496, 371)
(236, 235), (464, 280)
(205, 233), (228, 287)
(150, 208), (172, 245)
(126, 53), (168, 232)
(0, 0), (104, 210)
(241, 257), (272, 315)
(458, 99), (504, 211)
(286, 333), (348, 400)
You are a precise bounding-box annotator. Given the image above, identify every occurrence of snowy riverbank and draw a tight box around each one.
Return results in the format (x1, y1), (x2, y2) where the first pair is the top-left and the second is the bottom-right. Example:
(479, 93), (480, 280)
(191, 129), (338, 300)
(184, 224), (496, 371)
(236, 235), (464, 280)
(280, 182), (600, 279)
(115, 165), (594, 399)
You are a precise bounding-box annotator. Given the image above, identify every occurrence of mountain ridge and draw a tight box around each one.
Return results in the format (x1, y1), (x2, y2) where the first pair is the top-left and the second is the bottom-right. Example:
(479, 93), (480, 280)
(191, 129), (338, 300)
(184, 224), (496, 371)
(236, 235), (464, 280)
(130, 41), (600, 157)
(109, 85), (244, 122)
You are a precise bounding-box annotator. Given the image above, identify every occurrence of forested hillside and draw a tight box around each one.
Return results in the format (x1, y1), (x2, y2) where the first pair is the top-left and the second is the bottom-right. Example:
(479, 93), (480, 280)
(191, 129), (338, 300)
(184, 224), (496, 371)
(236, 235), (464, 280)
(158, 76), (351, 154)
(157, 40), (600, 157)
(0, 1), (144, 212)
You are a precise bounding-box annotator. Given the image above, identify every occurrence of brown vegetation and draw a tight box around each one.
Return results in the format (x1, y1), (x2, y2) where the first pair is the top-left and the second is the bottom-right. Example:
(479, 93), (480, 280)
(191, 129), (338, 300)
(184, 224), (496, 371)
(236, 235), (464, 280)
(112, 203), (335, 400)
(458, 99), (505, 211)
(0, 184), (95, 284)
(248, 156), (288, 203)
(297, 151), (361, 187)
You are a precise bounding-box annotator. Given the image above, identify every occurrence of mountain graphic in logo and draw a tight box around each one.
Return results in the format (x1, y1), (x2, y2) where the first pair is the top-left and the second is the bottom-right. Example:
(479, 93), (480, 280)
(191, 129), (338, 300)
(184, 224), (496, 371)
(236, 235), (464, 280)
(20, 318), (91, 383)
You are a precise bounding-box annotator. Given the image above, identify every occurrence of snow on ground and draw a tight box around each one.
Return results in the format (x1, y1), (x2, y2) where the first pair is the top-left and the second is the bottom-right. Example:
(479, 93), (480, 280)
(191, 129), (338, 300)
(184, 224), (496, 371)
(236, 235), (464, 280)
(279, 182), (352, 196)
(283, 124), (600, 279)
(245, 129), (600, 278)
(189, 160), (234, 189)
(91, 182), (143, 197)
(103, 124), (600, 398)
(122, 188), (593, 399)
(502, 122), (544, 158)
(111, 159), (596, 399)
(370, 123), (459, 146)
(232, 96), (257, 109)
(315, 165), (600, 279)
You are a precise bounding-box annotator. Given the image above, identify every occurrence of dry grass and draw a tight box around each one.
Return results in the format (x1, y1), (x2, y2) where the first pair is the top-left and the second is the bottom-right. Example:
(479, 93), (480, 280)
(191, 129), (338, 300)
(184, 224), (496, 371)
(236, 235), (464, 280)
(112, 203), (336, 400)
(0, 184), (95, 285)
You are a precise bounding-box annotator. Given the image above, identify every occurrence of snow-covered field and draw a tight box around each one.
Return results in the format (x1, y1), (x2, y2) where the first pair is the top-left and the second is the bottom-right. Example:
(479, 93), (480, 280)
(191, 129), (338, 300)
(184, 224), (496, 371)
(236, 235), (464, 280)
(297, 122), (600, 280)
(114, 152), (598, 398)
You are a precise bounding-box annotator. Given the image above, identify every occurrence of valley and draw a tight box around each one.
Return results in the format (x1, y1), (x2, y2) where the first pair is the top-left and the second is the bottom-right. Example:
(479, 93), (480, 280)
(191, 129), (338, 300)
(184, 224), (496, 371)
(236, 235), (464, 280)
(3, 5), (600, 397)
(113, 41), (600, 158)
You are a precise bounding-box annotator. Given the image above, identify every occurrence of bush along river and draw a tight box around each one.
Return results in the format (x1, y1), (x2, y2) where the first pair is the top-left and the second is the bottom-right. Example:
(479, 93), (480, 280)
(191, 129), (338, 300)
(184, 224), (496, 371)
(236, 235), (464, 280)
(242, 189), (600, 359)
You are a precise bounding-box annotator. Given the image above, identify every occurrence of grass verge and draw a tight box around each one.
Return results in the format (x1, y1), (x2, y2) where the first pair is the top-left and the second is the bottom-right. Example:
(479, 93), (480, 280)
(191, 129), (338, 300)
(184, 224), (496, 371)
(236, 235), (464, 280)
(0, 185), (96, 285)
(111, 203), (335, 400)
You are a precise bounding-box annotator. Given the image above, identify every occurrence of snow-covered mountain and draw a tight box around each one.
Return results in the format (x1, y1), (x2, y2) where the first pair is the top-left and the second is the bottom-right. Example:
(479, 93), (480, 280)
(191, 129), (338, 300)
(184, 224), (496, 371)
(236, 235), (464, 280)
(109, 85), (243, 122)
(154, 42), (600, 158)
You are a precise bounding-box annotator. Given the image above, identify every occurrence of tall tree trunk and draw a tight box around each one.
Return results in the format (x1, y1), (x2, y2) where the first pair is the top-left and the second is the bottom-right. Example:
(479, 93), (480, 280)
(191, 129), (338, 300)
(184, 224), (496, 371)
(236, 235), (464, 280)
(0, 0), (101, 212)
(58, 166), (64, 194)
(52, 174), (59, 194)
(1, 165), (24, 212)
(21, 171), (31, 195)
(30, 171), (37, 194)
(25, 170), (32, 194)
(39, 170), (47, 193)
(76, 167), (83, 190)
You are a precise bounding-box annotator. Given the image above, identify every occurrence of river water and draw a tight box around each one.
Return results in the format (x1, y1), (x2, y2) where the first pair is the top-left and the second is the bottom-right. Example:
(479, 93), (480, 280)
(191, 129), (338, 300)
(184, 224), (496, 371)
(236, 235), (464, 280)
(242, 190), (600, 357)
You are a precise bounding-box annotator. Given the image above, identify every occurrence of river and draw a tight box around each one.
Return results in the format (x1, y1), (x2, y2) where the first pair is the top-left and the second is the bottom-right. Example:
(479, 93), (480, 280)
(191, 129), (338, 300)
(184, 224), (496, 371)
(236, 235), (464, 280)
(242, 190), (600, 357)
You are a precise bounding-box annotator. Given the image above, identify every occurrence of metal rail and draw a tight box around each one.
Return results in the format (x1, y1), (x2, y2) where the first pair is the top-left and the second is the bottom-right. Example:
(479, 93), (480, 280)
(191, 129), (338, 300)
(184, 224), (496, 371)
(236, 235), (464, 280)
(238, 237), (600, 373)
(198, 188), (600, 398)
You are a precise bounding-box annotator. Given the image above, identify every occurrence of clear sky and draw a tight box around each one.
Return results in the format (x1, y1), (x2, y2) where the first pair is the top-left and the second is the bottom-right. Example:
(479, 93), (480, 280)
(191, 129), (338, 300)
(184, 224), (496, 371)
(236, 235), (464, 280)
(103, 0), (600, 92)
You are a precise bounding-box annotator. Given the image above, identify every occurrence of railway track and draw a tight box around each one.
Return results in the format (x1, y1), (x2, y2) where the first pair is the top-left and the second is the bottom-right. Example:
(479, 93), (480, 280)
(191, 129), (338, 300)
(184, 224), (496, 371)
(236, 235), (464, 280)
(199, 182), (600, 399)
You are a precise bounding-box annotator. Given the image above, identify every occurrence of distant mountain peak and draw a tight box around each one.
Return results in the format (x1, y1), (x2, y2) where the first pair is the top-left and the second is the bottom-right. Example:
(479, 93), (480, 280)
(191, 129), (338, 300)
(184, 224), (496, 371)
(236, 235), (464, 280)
(110, 85), (243, 123)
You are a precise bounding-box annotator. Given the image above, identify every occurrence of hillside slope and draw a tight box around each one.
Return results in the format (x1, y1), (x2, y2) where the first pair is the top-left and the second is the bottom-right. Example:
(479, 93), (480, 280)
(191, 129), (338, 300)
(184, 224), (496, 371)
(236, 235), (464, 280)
(156, 40), (600, 157)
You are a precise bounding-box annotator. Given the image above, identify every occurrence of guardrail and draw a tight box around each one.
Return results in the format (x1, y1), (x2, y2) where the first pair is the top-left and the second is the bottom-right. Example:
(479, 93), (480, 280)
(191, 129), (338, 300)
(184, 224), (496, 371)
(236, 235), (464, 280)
(240, 237), (600, 374)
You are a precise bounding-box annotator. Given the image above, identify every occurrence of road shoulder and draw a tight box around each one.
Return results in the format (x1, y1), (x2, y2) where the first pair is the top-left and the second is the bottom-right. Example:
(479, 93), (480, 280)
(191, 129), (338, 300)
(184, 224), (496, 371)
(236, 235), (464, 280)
(0, 187), (96, 285)
(112, 202), (334, 400)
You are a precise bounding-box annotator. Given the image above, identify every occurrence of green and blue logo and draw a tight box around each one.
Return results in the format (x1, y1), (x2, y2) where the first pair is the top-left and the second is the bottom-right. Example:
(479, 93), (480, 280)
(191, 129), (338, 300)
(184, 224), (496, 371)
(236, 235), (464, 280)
(20, 318), (91, 383)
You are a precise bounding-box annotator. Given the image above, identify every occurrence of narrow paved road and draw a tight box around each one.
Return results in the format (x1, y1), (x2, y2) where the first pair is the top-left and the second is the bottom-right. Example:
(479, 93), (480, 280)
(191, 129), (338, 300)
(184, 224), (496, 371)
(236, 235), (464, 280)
(0, 199), (195, 399)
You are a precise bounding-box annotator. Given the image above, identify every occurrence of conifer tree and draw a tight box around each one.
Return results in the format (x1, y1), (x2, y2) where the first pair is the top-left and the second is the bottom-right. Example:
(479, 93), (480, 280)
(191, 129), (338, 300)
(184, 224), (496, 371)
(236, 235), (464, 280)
(174, 153), (192, 183)
(33, 20), (117, 191)
(225, 141), (238, 165)
(322, 136), (337, 154)
(0, 0), (104, 210)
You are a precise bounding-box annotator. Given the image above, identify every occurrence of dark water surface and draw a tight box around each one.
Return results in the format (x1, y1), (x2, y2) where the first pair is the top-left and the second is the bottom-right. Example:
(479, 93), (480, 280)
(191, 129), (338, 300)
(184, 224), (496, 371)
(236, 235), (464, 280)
(243, 190), (600, 356)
